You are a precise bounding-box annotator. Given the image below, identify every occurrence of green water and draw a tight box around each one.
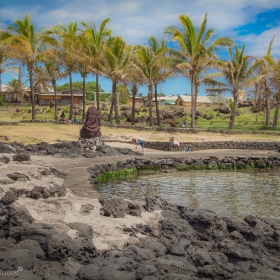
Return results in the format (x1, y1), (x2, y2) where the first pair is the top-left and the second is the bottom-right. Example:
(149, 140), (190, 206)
(95, 170), (280, 227)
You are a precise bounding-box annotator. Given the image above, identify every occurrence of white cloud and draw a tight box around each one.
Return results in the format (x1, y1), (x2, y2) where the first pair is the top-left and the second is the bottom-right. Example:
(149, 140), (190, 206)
(1, 0), (280, 57)
(237, 27), (280, 57)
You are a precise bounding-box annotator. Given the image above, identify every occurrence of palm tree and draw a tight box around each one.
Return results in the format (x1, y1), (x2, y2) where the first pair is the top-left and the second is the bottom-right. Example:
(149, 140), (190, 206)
(124, 61), (145, 125)
(264, 36), (280, 130)
(150, 36), (178, 126)
(215, 45), (258, 129)
(47, 22), (81, 119)
(81, 18), (111, 111)
(3, 14), (46, 120)
(74, 34), (90, 121)
(253, 58), (271, 127)
(6, 79), (29, 103)
(39, 50), (67, 120)
(99, 36), (130, 124)
(33, 66), (52, 93)
(164, 13), (233, 128)
(133, 36), (172, 127)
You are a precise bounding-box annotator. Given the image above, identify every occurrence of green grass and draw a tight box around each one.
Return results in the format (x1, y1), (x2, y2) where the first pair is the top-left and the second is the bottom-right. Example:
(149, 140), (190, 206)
(1, 103), (280, 132)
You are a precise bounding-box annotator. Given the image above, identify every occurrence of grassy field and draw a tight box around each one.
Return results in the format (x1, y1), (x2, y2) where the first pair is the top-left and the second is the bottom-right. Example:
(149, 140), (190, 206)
(0, 104), (280, 145)
(1, 122), (280, 145)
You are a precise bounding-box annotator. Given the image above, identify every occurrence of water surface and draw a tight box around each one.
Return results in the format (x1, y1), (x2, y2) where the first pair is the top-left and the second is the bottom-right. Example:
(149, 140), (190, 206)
(95, 170), (280, 226)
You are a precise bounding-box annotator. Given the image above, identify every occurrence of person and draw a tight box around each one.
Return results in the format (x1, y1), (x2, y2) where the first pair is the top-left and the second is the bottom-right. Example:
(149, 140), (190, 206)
(134, 137), (145, 154)
(169, 135), (180, 151)
(60, 111), (66, 121)
(72, 116), (77, 124)
(181, 119), (188, 127)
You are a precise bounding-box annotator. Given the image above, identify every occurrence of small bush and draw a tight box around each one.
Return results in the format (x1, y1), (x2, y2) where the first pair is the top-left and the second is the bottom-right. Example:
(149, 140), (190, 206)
(0, 97), (5, 106)
(62, 107), (69, 113)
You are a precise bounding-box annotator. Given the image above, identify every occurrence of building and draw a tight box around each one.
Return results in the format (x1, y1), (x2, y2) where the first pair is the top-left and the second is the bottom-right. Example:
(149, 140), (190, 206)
(176, 95), (212, 106)
(151, 95), (178, 106)
(128, 96), (144, 106)
(36, 89), (88, 106)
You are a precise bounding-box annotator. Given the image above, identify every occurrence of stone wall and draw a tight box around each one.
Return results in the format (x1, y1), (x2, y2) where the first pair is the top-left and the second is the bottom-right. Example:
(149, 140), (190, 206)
(144, 140), (280, 152)
(88, 155), (280, 184)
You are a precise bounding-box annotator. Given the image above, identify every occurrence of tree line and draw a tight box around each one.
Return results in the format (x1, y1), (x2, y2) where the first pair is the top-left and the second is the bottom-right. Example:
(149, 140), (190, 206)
(0, 13), (279, 129)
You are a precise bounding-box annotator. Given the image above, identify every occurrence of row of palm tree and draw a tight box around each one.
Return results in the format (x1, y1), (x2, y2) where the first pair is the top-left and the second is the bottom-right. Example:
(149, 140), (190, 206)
(0, 13), (279, 130)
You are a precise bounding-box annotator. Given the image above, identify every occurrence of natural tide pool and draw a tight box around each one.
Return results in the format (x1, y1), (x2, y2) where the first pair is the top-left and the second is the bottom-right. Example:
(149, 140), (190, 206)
(95, 170), (280, 227)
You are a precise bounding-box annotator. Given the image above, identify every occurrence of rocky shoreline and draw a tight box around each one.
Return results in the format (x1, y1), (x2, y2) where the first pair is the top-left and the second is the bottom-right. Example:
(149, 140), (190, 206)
(0, 140), (140, 158)
(0, 143), (280, 279)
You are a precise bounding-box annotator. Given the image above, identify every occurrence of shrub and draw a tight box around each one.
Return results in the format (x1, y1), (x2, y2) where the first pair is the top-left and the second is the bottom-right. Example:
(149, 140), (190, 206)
(62, 107), (69, 113)
(0, 97), (5, 106)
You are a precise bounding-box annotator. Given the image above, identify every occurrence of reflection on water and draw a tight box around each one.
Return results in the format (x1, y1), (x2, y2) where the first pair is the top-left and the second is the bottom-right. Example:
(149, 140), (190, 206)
(95, 170), (280, 226)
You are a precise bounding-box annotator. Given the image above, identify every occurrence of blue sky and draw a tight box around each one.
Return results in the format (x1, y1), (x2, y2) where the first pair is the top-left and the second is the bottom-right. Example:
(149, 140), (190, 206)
(1, 0), (280, 97)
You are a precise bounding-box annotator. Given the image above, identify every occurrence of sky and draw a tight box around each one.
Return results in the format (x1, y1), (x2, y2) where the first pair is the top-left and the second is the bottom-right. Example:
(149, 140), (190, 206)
(1, 0), (280, 97)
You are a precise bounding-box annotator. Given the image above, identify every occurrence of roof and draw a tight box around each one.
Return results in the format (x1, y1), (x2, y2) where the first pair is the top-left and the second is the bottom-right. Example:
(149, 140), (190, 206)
(207, 96), (230, 103)
(152, 95), (178, 101)
(36, 92), (87, 97)
(165, 100), (176, 105)
(178, 95), (212, 103)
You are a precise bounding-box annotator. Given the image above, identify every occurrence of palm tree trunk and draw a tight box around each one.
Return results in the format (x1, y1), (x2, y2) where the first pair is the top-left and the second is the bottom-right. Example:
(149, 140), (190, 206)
(148, 84), (154, 127)
(154, 84), (160, 126)
(194, 81), (198, 116)
(0, 72), (2, 97)
(108, 82), (114, 123)
(265, 94), (270, 126)
(69, 70), (73, 120)
(191, 73), (196, 128)
(82, 75), (86, 121)
(113, 81), (120, 124)
(230, 94), (238, 130)
(28, 65), (36, 120)
(131, 84), (137, 125)
(96, 74), (100, 111)
(52, 80), (58, 120)
(272, 98), (280, 130)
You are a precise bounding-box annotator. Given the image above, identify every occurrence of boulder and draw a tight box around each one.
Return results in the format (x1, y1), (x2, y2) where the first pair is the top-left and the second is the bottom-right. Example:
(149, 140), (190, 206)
(6, 172), (29, 182)
(0, 155), (10, 164)
(80, 204), (95, 215)
(13, 153), (31, 162)
(49, 185), (67, 197)
(8, 205), (34, 226)
(0, 249), (35, 271)
(99, 194), (128, 218)
(72, 237), (99, 264)
(215, 105), (231, 114)
(126, 202), (142, 216)
(136, 264), (158, 279)
(145, 196), (168, 212)
(1, 191), (17, 205)
(47, 232), (74, 260)
(68, 222), (93, 239)
(16, 239), (45, 259)
(20, 222), (57, 251)
(31, 186), (51, 199)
